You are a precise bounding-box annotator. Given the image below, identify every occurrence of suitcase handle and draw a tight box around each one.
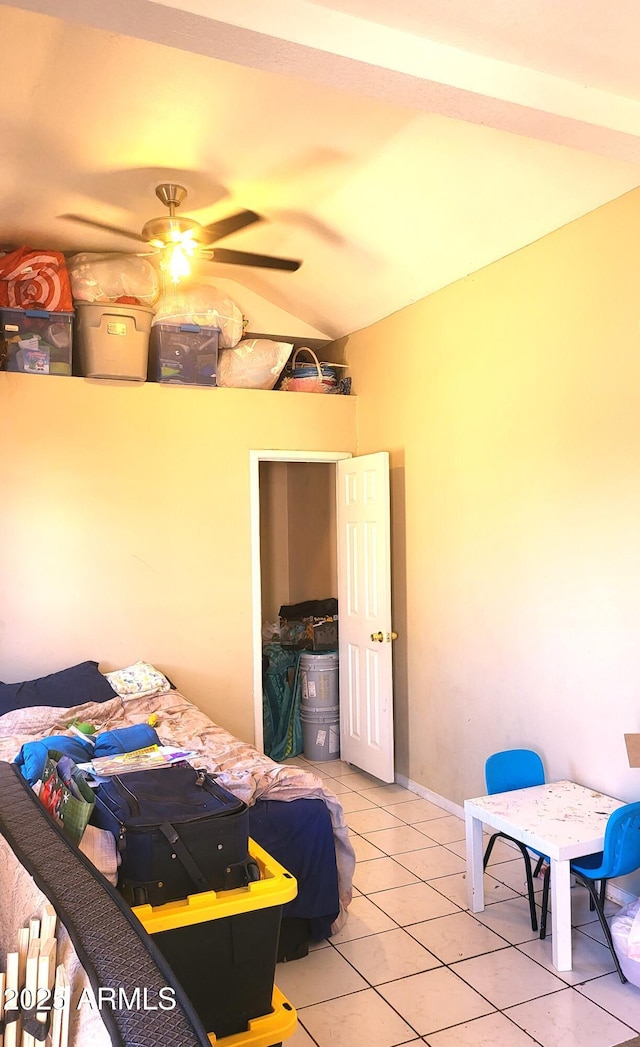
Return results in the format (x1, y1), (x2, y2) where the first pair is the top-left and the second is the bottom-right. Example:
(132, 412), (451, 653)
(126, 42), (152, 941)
(159, 821), (208, 891)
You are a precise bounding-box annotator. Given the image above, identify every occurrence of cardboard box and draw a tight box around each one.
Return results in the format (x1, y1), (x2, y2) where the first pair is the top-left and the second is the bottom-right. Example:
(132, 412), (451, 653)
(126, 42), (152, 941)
(624, 734), (640, 767)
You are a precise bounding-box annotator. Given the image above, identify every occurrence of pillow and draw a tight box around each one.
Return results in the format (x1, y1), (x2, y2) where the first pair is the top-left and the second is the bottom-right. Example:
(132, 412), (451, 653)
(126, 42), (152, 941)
(0, 661), (117, 717)
(104, 661), (172, 699)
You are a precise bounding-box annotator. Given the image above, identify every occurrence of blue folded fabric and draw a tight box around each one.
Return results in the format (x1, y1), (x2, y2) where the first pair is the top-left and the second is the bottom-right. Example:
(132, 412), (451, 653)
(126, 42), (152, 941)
(16, 724), (161, 785)
(15, 736), (95, 785)
(94, 724), (160, 757)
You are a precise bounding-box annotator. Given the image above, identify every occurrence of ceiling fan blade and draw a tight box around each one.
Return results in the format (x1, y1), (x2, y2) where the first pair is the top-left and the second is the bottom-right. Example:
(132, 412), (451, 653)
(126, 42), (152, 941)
(59, 214), (148, 243)
(210, 248), (301, 271)
(202, 210), (262, 244)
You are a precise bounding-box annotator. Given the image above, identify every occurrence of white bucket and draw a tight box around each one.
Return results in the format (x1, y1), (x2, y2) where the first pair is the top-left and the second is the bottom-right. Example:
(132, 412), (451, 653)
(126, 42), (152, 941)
(300, 652), (339, 709)
(300, 706), (340, 762)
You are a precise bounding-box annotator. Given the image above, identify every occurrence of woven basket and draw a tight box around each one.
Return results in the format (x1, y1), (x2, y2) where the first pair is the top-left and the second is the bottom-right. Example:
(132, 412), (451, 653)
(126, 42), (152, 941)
(281, 347), (338, 394)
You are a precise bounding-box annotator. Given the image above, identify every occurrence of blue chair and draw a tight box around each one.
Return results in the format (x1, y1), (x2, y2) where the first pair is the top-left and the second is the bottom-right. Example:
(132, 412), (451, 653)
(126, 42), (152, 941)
(483, 749), (547, 932)
(539, 800), (640, 982)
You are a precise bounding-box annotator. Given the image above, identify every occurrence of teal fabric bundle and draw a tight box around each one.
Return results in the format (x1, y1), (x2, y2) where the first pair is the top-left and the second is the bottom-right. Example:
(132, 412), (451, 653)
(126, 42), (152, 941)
(262, 643), (303, 761)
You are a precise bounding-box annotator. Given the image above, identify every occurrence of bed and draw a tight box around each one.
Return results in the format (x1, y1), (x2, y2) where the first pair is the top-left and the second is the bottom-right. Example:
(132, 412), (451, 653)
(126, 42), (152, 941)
(0, 660), (356, 1047)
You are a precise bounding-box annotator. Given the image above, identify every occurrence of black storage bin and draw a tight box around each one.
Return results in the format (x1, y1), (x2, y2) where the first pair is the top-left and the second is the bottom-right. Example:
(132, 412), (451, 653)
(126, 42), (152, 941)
(154, 906), (280, 1037)
(132, 839), (298, 1041)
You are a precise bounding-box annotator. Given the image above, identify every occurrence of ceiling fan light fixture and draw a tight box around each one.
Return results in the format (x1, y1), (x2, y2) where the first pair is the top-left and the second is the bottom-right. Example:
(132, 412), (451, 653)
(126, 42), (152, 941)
(163, 241), (192, 283)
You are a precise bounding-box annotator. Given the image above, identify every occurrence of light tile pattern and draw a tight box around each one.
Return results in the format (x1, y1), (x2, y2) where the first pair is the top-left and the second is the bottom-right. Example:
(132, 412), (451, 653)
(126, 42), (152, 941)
(277, 756), (640, 1047)
(352, 856), (420, 894)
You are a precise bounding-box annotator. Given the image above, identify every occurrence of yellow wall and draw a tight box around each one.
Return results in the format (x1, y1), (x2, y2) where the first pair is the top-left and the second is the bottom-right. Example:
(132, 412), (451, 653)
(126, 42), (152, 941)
(287, 463), (337, 605)
(0, 375), (356, 742)
(259, 462), (290, 624)
(259, 462), (337, 625)
(339, 186), (640, 807)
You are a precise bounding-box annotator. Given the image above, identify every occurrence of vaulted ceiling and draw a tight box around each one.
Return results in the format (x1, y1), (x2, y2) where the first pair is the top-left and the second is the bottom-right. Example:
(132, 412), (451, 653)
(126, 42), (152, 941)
(3, 0), (640, 339)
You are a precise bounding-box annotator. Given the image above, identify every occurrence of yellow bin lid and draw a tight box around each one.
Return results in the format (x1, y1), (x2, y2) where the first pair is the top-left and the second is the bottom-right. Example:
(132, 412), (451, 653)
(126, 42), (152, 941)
(207, 985), (297, 1047)
(132, 838), (298, 933)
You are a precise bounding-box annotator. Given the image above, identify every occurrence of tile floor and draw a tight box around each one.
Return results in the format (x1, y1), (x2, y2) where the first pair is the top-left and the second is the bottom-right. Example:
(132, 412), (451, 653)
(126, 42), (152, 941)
(276, 756), (640, 1047)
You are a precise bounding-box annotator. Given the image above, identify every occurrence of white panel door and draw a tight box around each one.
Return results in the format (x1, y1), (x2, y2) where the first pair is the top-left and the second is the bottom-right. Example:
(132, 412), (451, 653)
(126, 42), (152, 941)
(337, 452), (394, 782)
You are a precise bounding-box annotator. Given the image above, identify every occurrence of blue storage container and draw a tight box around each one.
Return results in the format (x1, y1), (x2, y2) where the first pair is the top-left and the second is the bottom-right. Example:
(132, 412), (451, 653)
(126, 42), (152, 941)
(0, 307), (73, 375)
(149, 322), (220, 386)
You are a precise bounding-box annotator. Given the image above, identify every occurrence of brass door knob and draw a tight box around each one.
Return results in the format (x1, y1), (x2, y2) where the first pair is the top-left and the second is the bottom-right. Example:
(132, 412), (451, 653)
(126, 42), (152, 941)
(390, 631), (398, 641)
(370, 631), (384, 642)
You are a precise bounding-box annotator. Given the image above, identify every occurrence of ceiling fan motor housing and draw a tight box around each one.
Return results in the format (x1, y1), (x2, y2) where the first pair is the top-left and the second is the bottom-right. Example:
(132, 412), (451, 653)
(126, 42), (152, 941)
(142, 183), (205, 246)
(142, 214), (204, 247)
(155, 183), (187, 211)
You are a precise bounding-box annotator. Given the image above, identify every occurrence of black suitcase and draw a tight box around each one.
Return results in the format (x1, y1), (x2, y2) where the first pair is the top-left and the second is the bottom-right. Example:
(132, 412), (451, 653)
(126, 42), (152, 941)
(92, 765), (259, 906)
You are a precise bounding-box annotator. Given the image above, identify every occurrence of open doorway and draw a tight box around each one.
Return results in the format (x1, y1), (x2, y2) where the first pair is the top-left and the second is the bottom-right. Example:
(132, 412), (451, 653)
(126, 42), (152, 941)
(251, 449), (395, 782)
(259, 460), (337, 632)
(250, 451), (351, 751)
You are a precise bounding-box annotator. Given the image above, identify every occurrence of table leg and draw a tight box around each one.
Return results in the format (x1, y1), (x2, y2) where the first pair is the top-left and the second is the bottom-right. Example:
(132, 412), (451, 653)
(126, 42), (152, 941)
(550, 858), (572, 971)
(465, 811), (485, 912)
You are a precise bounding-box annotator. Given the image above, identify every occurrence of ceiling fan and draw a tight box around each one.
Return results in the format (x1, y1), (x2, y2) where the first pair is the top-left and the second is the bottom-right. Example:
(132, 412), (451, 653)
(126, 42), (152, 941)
(61, 183), (302, 280)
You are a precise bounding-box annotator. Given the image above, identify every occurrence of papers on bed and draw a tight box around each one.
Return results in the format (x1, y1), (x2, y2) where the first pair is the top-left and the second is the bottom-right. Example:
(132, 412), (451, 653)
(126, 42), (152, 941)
(78, 745), (199, 779)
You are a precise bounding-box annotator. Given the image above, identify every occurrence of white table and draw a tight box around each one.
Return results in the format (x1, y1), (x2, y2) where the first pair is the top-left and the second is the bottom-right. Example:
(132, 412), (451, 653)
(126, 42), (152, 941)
(464, 780), (623, 972)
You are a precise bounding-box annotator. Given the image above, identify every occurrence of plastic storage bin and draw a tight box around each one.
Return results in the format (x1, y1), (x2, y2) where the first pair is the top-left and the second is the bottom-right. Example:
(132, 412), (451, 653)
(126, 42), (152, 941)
(149, 322), (220, 386)
(205, 986), (296, 1047)
(74, 302), (154, 381)
(132, 838), (298, 1045)
(0, 307), (73, 375)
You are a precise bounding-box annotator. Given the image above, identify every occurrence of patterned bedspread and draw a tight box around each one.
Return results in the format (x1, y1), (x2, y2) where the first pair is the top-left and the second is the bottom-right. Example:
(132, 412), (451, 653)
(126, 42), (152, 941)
(0, 688), (355, 1046)
(0, 688), (355, 916)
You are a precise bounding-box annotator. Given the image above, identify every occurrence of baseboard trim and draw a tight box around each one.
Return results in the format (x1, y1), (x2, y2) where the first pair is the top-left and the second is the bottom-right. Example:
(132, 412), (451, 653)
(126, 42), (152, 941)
(606, 883), (636, 908)
(395, 773), (635, 909)
(395, 773), (464, 819)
